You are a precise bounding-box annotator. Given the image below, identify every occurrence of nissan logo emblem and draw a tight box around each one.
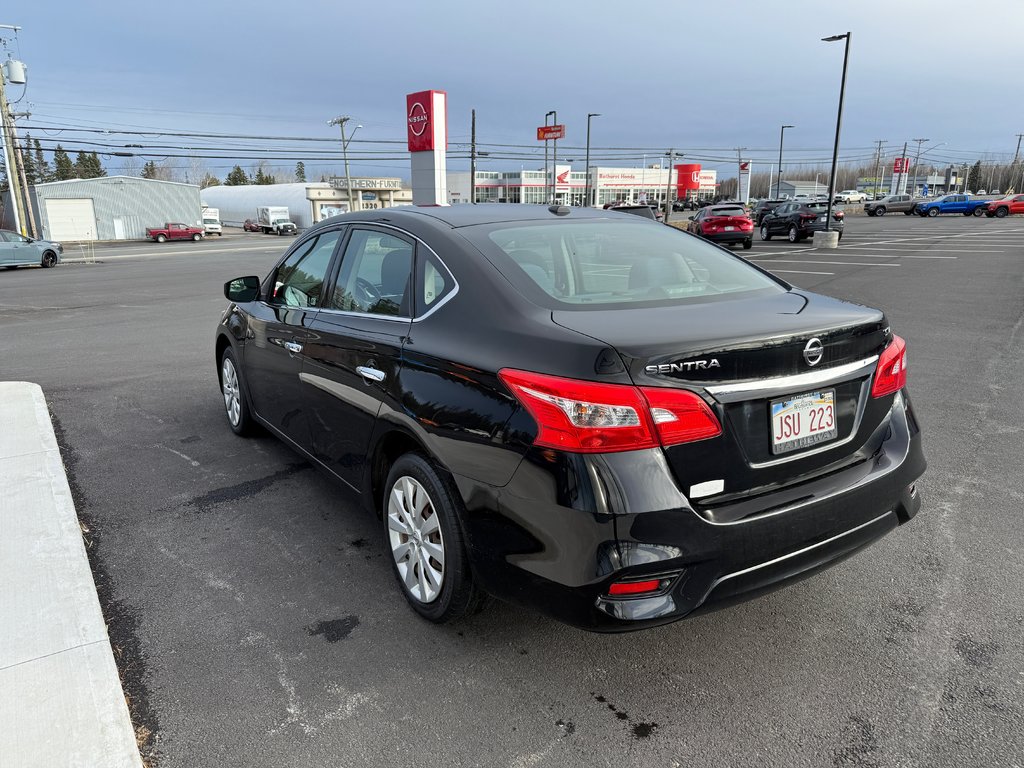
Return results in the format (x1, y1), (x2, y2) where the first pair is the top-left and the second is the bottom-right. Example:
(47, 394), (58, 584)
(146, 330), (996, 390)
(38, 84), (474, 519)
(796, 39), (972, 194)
(803, 337), (824, 367)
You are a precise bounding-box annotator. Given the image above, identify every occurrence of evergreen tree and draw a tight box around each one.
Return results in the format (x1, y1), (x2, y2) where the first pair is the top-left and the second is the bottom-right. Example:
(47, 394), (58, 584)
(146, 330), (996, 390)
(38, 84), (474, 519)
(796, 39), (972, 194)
(200, 173), (220, 188)
(967, 160), (983, 192)
(141, 160), (157, 179)
(224, 165), (250, 186)
(33, 139), (52, 183)
(53, 145), (75, 180)
(295, 161), (306, 183)
(254, 168), (275, 185)
(21, 134), (38, 185)
(73, 151), (106, 179)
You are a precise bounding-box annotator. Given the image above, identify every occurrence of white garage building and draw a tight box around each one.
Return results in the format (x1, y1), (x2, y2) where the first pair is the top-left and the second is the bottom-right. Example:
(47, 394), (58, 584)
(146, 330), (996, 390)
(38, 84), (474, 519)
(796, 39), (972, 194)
(3, 176), (202, 242)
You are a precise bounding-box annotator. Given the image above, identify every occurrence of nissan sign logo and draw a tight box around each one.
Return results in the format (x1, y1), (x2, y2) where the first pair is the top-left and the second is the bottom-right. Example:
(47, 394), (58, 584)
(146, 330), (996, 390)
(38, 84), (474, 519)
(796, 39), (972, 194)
(803, 337), (824, 367)
(408, 102), (428, 136)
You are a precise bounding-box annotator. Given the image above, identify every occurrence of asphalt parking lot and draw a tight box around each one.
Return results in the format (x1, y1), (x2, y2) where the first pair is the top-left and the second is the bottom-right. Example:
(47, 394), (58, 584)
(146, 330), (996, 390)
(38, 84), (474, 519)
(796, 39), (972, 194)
(2, 217), (1022, 768)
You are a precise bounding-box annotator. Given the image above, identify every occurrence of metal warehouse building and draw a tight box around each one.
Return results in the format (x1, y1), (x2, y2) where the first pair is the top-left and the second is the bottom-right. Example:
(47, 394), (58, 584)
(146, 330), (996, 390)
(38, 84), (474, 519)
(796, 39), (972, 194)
(4, 176), (202, 242)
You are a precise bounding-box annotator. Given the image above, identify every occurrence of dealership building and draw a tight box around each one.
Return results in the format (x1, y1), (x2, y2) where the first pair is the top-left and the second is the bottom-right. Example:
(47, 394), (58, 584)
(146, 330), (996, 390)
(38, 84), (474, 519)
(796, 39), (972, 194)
(201, 178), (413, 229)
(448, 164), (718, 206)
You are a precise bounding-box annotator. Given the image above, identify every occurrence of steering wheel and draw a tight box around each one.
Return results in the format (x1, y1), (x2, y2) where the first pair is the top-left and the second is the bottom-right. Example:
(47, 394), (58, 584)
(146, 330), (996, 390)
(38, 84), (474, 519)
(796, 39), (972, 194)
(356, 277), (382, 304)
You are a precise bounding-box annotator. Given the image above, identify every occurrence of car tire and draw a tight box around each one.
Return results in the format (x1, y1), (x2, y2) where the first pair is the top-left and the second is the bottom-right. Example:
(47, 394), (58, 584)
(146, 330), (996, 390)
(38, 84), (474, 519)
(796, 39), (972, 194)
(995, 207), (1009, 218)
(904, 210), (914, 216)
(384, 453), (485, 623)
(41, 251), (58, 268)
(788, 225), (799, 243)
(193, 233), (202, 241)
(927, 208), (939, 217)
(742, 239), (753, 250)
(156, 234), (167, 243)
(760, 224), (771, 241)
(971, 208), (984, 217)
(220, 347), (255, 436)
(875, 206), (886, 216)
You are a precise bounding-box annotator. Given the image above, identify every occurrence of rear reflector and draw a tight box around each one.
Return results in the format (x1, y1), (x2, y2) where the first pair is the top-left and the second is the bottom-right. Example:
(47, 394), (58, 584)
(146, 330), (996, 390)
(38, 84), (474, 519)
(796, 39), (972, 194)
(608, 579), (663, 596)
(499, 369), (722, 453)
(871, 335), (907, 397)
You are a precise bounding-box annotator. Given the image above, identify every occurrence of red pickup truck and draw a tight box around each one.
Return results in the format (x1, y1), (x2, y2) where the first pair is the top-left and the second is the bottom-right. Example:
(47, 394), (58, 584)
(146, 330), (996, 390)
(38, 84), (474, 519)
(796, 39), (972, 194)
(146, 223), (204, 243)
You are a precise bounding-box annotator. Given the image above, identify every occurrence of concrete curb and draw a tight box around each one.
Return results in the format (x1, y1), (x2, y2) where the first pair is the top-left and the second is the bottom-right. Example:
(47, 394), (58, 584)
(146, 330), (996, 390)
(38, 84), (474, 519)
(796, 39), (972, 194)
(0, 382), (143, 768)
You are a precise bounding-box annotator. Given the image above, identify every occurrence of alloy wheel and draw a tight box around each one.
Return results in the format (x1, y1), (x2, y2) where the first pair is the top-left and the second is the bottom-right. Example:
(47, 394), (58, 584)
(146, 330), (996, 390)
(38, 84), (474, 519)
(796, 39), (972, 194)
(221, 357), (241, 427)
(388, 476), (446, 604)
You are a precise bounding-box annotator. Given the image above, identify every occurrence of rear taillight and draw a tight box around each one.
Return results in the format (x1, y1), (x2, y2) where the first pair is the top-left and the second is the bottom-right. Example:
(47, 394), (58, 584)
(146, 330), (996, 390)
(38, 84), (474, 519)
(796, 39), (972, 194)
(834, 211), (845, 219)
(871, 335), (907, 398)
(799, 213), (817, 220)
(499, 369), (721, 453)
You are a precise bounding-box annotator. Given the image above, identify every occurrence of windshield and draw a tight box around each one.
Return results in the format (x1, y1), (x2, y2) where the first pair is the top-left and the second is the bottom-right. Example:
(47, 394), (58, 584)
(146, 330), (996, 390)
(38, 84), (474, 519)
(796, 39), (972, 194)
(707, 207), (746, 217)
(203, 218), (218, 224)
(463, 219), (784, 310)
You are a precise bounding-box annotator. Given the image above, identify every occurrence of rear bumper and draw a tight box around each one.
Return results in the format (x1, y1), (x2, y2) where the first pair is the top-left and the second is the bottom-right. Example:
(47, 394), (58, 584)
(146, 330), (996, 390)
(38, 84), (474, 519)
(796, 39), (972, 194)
(455, 389), (924, 632)
(702, 230), (753, 244)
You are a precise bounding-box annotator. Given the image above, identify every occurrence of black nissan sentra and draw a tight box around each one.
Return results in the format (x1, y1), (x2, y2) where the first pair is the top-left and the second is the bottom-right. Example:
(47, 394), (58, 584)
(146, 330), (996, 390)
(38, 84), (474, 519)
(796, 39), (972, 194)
(216, 204), (925, 632)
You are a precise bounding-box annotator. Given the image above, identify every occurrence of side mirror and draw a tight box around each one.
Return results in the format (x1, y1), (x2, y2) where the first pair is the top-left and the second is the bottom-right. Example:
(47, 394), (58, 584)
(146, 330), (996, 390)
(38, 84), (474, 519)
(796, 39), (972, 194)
(224, 275), (261, 303)
(687, 215), (695, 220)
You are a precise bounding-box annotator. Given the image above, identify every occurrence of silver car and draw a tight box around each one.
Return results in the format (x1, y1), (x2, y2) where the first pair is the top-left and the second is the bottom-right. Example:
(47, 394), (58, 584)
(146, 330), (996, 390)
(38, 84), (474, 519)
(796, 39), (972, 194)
(0, 230), (63, 269)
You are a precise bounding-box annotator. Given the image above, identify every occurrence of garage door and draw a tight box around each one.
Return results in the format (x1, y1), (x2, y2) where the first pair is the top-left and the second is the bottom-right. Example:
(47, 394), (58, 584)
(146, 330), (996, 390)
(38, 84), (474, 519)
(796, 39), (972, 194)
(45, 198), (97, 241)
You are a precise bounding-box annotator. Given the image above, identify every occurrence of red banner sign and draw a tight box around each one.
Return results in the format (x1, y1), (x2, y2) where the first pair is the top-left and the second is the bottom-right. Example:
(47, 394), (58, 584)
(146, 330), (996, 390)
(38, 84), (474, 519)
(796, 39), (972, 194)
(893, 157), (909, 173)
(537, 125), (566, 141)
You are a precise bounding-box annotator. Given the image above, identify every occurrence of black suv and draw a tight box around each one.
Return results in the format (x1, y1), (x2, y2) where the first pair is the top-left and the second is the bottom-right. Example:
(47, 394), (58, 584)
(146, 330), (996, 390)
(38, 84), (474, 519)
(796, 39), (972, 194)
(752, 199), (787, 225)
(760, 201), (845, 242)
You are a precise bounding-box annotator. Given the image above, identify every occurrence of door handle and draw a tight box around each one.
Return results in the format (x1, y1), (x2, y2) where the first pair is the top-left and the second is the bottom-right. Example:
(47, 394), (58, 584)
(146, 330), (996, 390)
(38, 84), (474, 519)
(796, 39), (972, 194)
(356, 366), (386, 383)
(283, 340), (303, 354)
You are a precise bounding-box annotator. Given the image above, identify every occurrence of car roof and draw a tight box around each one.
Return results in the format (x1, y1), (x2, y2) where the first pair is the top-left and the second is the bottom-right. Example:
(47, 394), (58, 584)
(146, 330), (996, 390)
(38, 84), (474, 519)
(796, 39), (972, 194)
(315, 203), (626, 230)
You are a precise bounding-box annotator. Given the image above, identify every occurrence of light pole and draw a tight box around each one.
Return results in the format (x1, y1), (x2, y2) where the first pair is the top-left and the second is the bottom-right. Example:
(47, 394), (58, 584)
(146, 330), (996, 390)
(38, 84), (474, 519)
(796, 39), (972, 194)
(776, 124), (793, 198)
(822, 32), (851, 231)
(585, 112), (600, 207)
(544, 110), (555, 203)
(328, 116), (361, 213)
(664, 150), (678, 223)
(910, 137), (929, 197)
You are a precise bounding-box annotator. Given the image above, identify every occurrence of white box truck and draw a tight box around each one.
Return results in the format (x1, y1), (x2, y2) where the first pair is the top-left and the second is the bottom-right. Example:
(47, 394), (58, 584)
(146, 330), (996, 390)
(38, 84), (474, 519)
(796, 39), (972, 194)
(256, 206), (297, 236)
(202, 207), (222, 236)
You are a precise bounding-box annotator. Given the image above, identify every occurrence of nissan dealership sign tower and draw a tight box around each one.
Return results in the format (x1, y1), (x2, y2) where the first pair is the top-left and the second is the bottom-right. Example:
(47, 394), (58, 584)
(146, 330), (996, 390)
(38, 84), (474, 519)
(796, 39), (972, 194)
(407, 90), (448, 206)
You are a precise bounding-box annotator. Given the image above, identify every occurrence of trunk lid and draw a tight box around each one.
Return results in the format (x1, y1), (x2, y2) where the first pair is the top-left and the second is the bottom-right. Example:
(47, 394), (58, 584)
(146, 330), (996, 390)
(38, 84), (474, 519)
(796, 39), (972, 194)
(552, 291), (892, 514)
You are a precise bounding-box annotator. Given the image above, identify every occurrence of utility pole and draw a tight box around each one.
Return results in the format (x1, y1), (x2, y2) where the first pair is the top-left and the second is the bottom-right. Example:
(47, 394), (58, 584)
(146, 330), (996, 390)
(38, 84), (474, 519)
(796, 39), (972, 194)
(776, 125), (793, 198)
(910, 137), (929, 197)
(470, 109), (476, 204)
(1013, 133), (1023, 164)
(0, 27), (27, 236)
(872, 139), (886, 198)
(327, 115), (360, 213)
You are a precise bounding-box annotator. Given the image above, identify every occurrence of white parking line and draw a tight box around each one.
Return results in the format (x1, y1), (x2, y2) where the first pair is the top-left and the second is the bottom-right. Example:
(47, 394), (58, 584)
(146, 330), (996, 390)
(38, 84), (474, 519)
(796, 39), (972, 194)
(750, 259), (900, 267)
(841, 253), (958, 259)
(63, 246), (282, 263)
(766, 269), (835, 275)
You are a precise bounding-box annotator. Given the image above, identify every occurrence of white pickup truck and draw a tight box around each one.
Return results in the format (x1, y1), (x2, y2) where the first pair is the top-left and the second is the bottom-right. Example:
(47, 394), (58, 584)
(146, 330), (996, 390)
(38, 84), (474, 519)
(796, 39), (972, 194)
(834, 190), (868, 203)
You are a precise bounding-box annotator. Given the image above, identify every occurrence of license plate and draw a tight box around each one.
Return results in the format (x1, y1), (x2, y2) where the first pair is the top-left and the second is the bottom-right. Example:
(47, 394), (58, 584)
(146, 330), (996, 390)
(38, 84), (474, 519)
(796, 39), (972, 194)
(770, 390), (837, 454)
(817, 215), (826, 222)
(725, 226), (735, 231)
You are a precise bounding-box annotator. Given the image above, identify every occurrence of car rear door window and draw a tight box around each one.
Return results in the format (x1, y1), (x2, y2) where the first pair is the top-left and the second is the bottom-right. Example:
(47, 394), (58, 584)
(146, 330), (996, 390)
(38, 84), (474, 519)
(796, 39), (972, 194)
(465, 220), (783, 310)
(328, 228), (413, 317)
(271, 230), (343, 308)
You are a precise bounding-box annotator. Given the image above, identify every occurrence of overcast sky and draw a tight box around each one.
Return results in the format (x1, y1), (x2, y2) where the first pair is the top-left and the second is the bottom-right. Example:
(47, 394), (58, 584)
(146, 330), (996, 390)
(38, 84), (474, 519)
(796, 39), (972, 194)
(9, 1), (1024, 180)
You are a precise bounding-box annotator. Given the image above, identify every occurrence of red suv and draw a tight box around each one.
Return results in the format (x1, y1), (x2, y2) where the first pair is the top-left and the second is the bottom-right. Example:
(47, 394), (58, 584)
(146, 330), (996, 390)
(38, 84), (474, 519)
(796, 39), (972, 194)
(686, 204), (754, 249)
(985, 195), (1024, 218)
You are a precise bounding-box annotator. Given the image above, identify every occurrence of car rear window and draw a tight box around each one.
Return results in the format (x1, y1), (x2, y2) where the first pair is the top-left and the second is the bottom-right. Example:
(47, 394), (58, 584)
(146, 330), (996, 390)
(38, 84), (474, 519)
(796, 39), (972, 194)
(462, 220), (784, 310)
(806, 202), (829, 210)
(708, 207), (746, 217)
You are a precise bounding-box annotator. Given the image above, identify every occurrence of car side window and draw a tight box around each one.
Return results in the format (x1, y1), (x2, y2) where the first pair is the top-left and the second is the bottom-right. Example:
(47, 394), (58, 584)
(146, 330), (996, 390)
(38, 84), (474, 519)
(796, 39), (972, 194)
(271, 229), (343, 308)
(415, 249), (455, 317)
(328, 228), (413, 317)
